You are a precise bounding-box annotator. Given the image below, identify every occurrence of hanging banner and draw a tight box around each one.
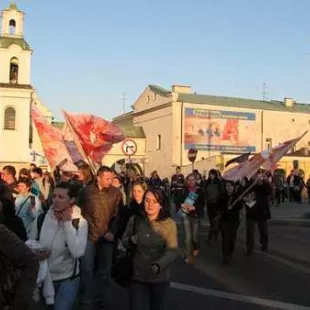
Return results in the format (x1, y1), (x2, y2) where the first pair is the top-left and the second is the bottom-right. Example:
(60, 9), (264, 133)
(184, 108), (257, 152)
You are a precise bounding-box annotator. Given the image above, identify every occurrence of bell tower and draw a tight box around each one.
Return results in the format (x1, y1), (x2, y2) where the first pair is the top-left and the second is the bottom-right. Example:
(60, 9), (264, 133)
(1, 2), (25, 37)
(0, 2), (32, 85)
(0, 2), (34, 167)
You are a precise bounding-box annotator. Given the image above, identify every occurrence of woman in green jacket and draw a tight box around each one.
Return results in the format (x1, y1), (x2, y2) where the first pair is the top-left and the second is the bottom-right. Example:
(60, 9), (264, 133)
(122, 188), (178, 310)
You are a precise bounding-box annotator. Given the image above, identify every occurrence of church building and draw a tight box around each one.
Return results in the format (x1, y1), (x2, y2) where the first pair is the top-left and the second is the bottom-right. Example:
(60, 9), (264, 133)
(0, 3), (51, 170)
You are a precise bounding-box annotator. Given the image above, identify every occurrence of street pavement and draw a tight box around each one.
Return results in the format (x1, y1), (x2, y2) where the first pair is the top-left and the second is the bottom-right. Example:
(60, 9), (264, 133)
(35, 202), (310, 310)
(105, 202), (310, 310)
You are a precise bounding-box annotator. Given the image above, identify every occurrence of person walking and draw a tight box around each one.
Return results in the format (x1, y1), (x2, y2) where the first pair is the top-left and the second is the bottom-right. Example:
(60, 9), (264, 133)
(245, 172), (272, 255)
(179, 174), (205, 264)
(122, 188), (178, 310)
(79, 166), (123, 310)
(171, 166), (185, 213)
(29, 182), (88, 309)
(220, 181), (243, 264)
(204, 169), (225, 243)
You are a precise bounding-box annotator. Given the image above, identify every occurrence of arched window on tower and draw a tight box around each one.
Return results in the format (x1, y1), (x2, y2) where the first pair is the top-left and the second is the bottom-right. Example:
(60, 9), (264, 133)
(9, 57), (19, 84)
(4, 107), (16, 130)
(9, 19), (16, 35)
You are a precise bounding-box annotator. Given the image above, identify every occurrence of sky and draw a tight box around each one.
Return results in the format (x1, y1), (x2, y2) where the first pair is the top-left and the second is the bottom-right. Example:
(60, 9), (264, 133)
(4, 0), (310, 120)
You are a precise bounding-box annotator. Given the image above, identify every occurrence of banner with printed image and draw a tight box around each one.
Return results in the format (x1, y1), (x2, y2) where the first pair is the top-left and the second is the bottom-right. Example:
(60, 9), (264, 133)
(184, 108), (257, 152)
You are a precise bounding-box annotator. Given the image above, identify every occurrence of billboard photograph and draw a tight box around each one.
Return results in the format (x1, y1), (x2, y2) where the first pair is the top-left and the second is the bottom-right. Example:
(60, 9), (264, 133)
(184, 108), (257, 152)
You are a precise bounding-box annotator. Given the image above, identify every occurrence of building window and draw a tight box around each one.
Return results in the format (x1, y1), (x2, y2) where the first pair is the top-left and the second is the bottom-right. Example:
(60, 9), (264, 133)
(9, 57), (19, 84)
(265, 138), (272, 150)
(4, 107), (16, 130)
(292, 119), (295, 122)
(156, 135), (161, 150)
(9, 19), (16, 35)
(147, 95), (150, 103)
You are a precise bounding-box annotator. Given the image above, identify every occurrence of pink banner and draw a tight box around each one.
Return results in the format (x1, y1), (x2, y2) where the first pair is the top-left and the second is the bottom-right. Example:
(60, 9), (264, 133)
(63, 111), (124, 164)
(31, 105), (77, 171)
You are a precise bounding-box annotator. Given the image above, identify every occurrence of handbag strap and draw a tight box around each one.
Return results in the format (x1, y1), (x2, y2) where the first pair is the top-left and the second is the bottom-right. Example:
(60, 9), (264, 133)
(16, 196), (31, 216)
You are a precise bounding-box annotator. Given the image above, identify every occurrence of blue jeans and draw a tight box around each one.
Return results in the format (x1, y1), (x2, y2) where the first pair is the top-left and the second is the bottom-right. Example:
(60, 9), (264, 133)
(79, 240), (114, 310)
(180, 212), (200, 259)
(53, 277), (80, 310)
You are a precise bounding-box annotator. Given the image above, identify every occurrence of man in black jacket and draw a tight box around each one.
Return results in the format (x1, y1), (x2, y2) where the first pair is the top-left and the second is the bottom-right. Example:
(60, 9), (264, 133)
(245, 172), (272, 255)
(171, 166), (185, 213)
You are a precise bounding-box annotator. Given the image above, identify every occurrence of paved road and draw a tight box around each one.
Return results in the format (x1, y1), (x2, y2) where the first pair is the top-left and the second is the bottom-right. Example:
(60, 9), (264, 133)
(35, 202), (310, 310)
(96, 221), (310, 310)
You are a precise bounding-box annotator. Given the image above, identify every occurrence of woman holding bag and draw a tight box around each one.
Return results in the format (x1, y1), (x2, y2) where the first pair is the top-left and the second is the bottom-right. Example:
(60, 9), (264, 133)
(122, 188), (178, 310)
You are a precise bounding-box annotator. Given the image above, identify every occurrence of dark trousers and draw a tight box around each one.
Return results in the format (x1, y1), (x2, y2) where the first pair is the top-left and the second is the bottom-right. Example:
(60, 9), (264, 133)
(172, 191), (183, 212)
(246, 218), (268, 253)
(129, 281), (169, 310)
(80, 241), (114, 310)
(221, 221), (239, 259)
(94, 242), (114, 309)
(289, 187), (295, 202)
(295, 190), (302, 204)
(207, 203), (219, 240)
(275, 189), (283, 205)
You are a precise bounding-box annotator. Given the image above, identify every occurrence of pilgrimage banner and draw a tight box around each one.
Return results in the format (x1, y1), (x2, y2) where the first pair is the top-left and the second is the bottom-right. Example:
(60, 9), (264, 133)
(63, 111), (125, 164)
(223, 131), (307, 181)
(31, 105), (78, 171)
(184, 108), (257, 152)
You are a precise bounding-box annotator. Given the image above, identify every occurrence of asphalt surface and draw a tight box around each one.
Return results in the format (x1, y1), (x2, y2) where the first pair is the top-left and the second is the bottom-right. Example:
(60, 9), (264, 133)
(34, 203), (310, 310)
(94, 222), (310, 310)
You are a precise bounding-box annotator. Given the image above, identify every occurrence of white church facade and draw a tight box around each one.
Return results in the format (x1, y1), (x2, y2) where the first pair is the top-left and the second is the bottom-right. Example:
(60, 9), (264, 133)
(0, 3), (51, 170)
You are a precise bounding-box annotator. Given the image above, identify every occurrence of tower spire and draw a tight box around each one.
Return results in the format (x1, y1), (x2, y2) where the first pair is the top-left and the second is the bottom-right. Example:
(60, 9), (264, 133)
(9, 0), (18, 10)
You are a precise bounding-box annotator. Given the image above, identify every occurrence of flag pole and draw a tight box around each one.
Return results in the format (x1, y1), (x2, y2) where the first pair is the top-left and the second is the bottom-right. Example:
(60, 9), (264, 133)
(227, 177), (259, 209)
(62, 110), (98, 175)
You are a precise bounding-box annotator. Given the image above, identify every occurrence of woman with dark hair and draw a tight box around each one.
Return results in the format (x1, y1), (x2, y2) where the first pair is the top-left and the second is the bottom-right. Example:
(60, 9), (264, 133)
(220, 181), (243, 264)
(122, 188), (178, 310)
(179, 173), (205, 264)
(29, 181), (88, 309)
(0, 185), (27, 241)
(19, 168), (30, 179)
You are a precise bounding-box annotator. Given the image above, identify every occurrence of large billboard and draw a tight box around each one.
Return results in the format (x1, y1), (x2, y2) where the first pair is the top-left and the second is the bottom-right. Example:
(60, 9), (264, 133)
(184, 108), (257, 152)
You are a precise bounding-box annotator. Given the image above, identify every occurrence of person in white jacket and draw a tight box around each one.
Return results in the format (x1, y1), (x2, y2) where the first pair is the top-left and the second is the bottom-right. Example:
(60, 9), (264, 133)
(29, 181), (88, 310)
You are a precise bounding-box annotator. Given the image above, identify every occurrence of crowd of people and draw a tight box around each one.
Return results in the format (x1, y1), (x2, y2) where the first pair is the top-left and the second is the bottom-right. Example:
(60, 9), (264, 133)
(0, 162), (308, 310)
